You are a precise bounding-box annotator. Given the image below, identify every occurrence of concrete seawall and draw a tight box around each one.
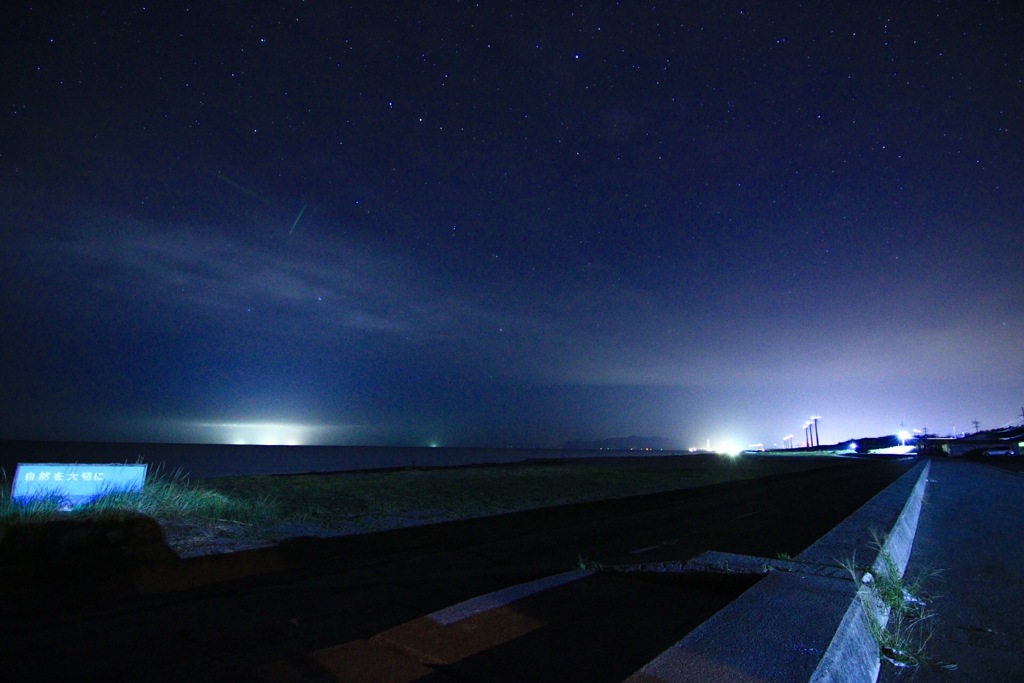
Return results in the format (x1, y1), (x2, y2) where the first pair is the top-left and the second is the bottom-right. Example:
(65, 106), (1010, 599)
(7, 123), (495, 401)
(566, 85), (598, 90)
(627, 458), (930, 682)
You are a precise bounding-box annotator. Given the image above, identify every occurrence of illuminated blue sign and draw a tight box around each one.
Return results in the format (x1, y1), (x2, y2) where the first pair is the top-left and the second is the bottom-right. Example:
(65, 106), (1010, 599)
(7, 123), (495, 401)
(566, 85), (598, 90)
(12, 463), (148, 506)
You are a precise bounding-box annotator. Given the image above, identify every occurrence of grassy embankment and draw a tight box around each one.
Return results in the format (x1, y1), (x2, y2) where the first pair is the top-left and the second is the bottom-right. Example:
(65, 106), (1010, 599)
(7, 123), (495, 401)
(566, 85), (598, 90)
(1, 456), (841, 553)
(0, 467), (273, 527)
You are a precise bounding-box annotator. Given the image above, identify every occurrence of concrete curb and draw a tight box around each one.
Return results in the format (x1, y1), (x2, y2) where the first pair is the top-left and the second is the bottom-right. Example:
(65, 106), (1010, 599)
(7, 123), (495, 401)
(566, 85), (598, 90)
(625, 459), (931, 683)
(810, 459), (930, 682)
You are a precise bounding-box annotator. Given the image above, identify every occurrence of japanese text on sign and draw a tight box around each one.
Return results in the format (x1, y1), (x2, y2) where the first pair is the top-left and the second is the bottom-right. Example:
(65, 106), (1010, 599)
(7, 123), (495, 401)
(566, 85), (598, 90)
(12, 463), (148, 507)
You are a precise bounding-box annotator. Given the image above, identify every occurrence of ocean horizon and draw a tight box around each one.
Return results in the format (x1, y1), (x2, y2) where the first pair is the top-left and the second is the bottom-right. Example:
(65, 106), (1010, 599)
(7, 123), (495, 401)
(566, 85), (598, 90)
(0, 440), (688, 480)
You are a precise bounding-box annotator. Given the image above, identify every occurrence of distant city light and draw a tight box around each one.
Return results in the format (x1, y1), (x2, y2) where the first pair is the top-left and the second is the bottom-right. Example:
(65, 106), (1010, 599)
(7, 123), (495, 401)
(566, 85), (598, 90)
(187, 421), (341, 445)
(717, 441), (742, 457)
(223, 422), (308, 445)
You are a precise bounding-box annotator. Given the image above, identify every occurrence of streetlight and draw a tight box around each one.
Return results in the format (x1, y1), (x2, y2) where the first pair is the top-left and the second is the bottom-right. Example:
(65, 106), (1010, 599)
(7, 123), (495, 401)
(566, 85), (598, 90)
(811, 416), (821, 448)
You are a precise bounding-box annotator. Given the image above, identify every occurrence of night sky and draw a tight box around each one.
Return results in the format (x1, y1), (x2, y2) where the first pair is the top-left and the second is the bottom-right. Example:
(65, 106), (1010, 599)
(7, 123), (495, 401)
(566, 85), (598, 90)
(2, 2), (1021, 449)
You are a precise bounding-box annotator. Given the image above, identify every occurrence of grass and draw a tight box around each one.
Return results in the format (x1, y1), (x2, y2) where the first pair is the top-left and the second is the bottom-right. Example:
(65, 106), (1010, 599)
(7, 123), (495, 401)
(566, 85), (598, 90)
(1, 467), (278, 536)
(841, 537), (947, 671)
(201, 456), (840, 532)
(576, 554), (606, 572)
(1, 455), (844, 554)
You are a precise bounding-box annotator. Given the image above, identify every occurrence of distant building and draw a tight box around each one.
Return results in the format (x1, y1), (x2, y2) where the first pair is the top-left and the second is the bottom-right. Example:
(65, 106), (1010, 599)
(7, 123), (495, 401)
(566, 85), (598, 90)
(917, 426), (1024, 457)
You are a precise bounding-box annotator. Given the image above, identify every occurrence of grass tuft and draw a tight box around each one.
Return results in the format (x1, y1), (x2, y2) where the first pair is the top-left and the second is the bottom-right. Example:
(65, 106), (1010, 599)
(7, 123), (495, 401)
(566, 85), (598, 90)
(1, 466), (279, 532)
(576, 554), (605, 571)
(841, 538), (944, 670)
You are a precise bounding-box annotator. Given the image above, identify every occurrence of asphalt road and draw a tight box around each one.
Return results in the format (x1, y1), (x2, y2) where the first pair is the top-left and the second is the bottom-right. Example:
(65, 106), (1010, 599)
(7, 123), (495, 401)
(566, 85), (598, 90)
(1, 456), (913, 682)
(966, 454), (1024, 473)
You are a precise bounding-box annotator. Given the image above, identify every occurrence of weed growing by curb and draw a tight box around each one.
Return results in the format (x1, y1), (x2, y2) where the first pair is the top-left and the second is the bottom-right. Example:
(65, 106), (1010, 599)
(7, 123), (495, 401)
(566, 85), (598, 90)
(576, 554), (605, 571)
(841, 545), (943, 670)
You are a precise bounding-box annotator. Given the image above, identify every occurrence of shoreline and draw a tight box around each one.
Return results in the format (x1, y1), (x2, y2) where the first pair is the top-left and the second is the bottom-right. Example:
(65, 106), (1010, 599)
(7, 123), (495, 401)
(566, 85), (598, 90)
(0, 439), (696, 480)
(3, 452), (861, 559)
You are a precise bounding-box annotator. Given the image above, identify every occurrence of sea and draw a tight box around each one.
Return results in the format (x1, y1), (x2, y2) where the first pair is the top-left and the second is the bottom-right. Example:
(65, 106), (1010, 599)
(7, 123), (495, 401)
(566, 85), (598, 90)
(0, 440), (686, 480)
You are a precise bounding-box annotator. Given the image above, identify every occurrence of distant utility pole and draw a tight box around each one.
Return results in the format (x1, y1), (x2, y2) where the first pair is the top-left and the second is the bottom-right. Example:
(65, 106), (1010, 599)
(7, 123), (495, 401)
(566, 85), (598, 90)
(971, 419), (981, 433)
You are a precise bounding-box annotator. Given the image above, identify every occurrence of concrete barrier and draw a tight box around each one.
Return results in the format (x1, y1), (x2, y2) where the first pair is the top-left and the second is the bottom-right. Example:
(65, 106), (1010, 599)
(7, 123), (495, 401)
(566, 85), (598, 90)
(626, 459), (931, 682)
(809, 459), (930, 682)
